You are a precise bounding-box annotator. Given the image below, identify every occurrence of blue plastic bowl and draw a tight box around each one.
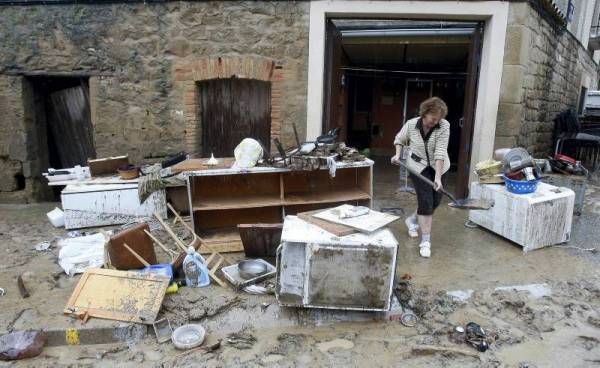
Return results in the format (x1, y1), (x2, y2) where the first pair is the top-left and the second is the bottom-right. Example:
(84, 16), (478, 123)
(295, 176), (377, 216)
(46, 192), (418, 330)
(503, 175), (540, 194)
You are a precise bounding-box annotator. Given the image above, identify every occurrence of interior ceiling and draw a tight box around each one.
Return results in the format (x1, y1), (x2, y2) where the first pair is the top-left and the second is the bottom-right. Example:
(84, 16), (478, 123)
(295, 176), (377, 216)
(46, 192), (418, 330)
(342, 43), (469, 68)
(334, 19), (474, 69)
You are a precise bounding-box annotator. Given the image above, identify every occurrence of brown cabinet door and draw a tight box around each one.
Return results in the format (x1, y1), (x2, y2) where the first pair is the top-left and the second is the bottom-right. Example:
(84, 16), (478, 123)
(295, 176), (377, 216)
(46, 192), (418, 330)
(200, 78), (271, 157)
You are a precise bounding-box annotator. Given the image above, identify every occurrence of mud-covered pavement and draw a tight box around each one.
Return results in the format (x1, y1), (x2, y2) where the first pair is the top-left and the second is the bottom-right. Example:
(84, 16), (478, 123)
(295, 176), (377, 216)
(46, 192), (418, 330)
(0, 162), (599, 367)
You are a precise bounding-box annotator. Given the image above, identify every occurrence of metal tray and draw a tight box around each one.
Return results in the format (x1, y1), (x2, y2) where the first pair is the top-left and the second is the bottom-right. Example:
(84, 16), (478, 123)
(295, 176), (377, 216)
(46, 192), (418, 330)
(221, 259), (276, 288)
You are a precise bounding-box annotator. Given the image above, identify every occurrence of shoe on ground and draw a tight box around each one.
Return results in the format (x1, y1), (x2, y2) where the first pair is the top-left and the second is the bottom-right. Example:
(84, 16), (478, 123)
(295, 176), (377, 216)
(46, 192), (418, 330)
(419, 241), (431, 258)
(405, 217), (419, 238)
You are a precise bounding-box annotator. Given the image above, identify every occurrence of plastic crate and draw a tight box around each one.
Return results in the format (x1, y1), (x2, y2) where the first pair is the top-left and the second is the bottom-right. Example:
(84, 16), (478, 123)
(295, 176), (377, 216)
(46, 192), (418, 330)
(542, 173), (587, 215)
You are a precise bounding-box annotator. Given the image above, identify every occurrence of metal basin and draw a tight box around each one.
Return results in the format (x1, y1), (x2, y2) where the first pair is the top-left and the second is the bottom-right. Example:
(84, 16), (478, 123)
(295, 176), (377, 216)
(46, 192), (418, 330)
(238, 260), (268, 280)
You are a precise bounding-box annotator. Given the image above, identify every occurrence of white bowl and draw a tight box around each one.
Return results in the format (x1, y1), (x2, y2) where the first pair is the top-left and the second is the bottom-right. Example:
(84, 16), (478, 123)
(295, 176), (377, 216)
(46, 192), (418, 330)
(171, 324), (205, 350)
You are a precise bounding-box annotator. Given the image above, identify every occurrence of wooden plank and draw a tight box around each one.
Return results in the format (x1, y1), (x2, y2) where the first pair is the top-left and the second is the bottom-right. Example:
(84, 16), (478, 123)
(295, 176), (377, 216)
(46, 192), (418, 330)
(313, 205), (400, 233)
(88, 155), (129, 177)
(297, 210), (357, 237)
(64, 268), (169, 324)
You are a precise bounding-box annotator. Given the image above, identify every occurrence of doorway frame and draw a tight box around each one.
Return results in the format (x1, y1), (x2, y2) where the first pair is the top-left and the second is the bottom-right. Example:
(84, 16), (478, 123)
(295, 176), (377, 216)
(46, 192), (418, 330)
(306, 0), (509, 183)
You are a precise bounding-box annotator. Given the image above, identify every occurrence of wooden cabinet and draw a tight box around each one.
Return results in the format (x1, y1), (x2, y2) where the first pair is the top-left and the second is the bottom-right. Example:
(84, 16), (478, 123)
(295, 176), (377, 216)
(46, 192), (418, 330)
(186, 161), (373, 252)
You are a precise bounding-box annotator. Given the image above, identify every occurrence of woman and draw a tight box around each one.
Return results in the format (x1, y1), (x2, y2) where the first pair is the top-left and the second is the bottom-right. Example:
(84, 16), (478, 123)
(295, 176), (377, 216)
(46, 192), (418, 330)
(391, 97), (450, 258)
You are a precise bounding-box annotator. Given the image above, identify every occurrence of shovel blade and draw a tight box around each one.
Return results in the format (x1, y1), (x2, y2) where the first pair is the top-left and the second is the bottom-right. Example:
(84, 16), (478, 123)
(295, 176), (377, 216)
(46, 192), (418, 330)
(448, 198), (493, 210)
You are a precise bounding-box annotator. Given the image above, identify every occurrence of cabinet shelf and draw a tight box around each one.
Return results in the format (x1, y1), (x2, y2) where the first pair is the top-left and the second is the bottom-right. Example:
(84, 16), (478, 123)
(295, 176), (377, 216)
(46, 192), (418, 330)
(188, 163), (373, 253)
(192, 194), (282, 211)
(284, 188), (370, 206)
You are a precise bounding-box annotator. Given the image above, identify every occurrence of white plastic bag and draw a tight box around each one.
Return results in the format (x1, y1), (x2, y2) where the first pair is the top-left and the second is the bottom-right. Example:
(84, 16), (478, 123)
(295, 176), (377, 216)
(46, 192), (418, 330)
(233, 138), (263, 169)
(46, 207), (65, 228)
(58, 232), (109, 276)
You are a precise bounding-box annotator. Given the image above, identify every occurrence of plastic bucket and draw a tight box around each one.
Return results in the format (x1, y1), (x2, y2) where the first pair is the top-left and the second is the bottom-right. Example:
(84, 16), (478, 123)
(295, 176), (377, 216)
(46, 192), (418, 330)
(47, 207), (65, 228)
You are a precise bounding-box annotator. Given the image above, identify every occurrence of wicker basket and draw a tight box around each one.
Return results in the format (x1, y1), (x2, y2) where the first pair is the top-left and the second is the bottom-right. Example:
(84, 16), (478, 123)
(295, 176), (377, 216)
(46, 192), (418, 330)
(478, 174), (505, 184)
(475, 160), (503, 177)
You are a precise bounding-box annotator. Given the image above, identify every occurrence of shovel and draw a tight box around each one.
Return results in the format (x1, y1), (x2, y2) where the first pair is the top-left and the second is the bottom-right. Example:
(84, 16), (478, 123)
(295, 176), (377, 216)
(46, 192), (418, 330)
(393, 160), (493, 210)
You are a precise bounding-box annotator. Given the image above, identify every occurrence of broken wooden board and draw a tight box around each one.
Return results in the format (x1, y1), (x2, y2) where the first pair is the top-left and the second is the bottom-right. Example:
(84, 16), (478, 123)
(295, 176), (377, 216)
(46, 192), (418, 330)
(313, 204), (400, 233)
(237, 223), (282, 257)
(88, 155), (129, 177)
(64, 268), (170, 324)
(297, 210), (357, 237)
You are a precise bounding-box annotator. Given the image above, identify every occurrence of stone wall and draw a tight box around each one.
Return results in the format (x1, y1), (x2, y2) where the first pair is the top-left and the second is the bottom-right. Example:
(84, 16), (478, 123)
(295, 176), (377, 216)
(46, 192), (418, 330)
(496, 1), (599, 157)
(0, 1), (309, 201)
(0, 76), (27, 202)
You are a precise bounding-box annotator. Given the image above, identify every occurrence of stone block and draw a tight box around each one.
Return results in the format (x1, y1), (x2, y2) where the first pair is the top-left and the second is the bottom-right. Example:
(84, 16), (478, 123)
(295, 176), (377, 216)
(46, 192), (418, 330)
(500, 65), (526, 104)
(0, 158), (22, 191)
(496, 103), (523, 136)
(494, 135), (517, 150)
(504, 25), (531, 66)
(508, 2), (529, 26)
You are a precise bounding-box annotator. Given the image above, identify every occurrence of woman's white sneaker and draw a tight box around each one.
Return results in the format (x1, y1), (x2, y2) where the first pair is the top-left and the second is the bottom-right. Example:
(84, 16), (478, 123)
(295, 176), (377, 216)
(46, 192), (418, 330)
(405, 217), (419, 238)
(419, 241), (431, 258)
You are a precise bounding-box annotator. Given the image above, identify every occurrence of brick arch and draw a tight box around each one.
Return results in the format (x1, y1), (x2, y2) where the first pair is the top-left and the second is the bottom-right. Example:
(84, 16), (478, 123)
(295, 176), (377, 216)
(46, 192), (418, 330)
(174, 56), (284, 156)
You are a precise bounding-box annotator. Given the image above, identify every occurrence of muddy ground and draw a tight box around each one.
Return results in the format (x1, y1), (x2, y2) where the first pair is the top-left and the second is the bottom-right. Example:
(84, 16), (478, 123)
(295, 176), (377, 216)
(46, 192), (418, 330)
(0, 163), (599, 367)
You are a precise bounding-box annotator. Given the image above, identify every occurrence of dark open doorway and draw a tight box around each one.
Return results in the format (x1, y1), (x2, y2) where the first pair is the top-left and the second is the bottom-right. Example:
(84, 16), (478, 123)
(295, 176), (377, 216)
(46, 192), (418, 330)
(323, 19), (482, 197)
(27, 76), (95, 200)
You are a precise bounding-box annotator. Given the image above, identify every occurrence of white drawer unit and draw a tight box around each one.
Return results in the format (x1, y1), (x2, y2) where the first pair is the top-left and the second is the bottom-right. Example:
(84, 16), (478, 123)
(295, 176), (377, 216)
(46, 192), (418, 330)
(468, 182), (575, 252)
(276, 216), (398, 311)
(61, 184), (167, 229)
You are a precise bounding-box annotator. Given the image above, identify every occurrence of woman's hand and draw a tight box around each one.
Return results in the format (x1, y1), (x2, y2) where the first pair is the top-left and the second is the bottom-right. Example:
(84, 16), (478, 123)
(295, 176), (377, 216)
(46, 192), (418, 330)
(391, 154), (400, 165)
(434, 176), (443, 191)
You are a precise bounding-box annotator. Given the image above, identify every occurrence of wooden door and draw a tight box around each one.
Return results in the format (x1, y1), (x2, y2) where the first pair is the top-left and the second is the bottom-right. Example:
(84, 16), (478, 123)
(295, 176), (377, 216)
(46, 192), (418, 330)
(455, 22), (484, 198)
(323, 19), (345, 135)
(200, 78), (271, 157)
(47, 84), (95, 167)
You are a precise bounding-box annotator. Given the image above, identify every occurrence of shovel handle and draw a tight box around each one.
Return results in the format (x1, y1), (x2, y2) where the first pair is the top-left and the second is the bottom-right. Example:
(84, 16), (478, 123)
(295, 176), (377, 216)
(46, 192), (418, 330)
(393, 160), (458, 203)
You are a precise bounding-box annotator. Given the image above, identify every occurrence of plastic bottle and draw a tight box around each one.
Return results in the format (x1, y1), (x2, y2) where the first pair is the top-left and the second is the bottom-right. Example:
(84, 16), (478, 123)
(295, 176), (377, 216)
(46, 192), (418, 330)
(182, 246), (210, 287)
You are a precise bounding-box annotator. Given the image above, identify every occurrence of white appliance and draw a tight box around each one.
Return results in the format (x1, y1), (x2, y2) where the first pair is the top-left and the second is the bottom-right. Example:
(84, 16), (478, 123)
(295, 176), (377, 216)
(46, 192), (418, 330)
(276, 216), (398, 312)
